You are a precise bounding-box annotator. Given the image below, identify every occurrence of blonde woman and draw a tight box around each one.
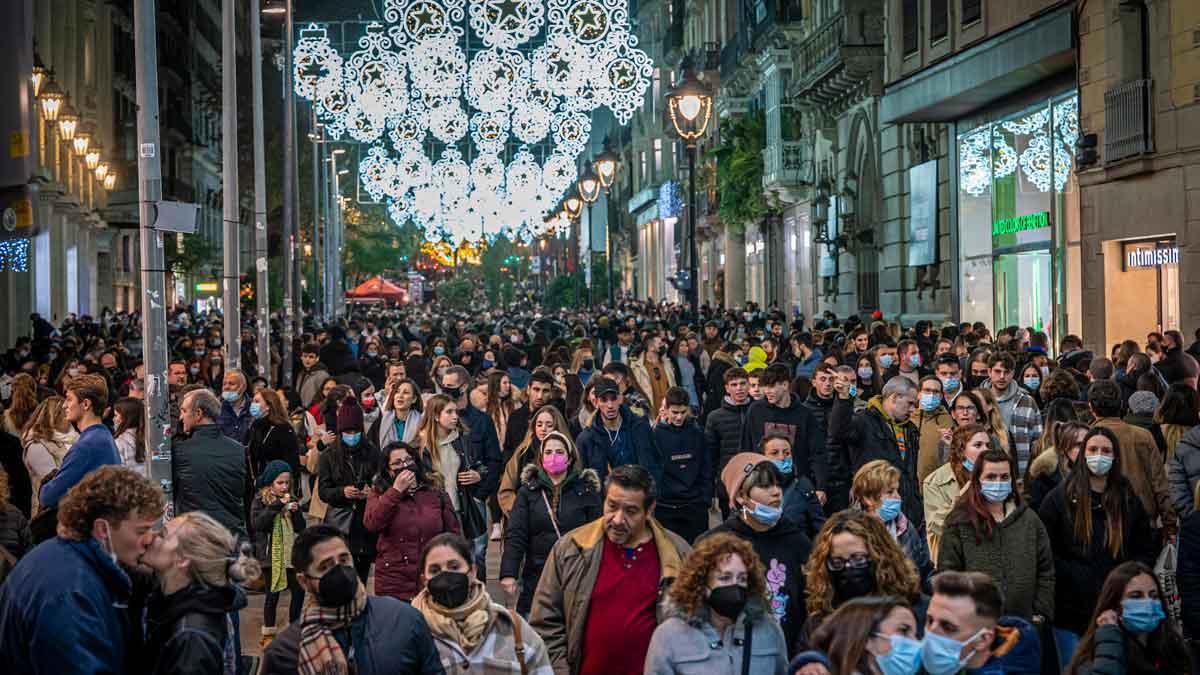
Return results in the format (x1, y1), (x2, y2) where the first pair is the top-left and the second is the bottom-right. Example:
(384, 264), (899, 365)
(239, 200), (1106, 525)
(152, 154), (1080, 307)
(4, 373), (38, 437)
(972, 386), (1012, 457)
(21, 396), (77, 515)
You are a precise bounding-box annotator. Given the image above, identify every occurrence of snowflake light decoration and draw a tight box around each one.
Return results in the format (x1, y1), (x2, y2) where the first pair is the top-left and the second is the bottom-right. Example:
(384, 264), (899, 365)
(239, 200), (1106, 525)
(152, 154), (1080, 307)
(957, 97), (1078, 198)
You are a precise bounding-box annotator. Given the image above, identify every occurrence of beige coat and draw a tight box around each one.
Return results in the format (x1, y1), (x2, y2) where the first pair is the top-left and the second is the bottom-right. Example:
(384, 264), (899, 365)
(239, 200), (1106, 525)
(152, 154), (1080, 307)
(922, 462), (968, 563)
(914, 407), (954, 484)
(629, 355), (675, 414)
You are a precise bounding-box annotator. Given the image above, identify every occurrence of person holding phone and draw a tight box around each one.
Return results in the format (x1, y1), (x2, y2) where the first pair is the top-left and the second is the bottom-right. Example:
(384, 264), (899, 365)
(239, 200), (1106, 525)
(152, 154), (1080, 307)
(317, 396), (381, 585)
(251, 460), (307, 646)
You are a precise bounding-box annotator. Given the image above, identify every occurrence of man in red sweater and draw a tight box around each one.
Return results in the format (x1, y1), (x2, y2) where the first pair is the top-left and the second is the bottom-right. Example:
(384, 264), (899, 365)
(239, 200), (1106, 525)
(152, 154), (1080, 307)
(530, 465), (691, 674)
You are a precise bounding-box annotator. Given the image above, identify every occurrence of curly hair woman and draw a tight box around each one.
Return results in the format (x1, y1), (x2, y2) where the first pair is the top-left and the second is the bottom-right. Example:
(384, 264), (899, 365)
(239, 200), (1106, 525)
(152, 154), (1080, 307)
(799, 510), (922, 653)
(644, 532), (788, 674)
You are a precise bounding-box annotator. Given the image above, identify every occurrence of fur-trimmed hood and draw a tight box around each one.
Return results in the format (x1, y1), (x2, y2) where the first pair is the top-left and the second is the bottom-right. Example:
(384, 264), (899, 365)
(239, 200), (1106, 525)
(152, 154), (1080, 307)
(520, 462), (601, 493)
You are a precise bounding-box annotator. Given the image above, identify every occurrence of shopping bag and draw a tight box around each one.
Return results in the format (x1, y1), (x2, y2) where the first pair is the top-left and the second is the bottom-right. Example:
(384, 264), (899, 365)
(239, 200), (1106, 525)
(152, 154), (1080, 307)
(1157, 541), (1182, 626)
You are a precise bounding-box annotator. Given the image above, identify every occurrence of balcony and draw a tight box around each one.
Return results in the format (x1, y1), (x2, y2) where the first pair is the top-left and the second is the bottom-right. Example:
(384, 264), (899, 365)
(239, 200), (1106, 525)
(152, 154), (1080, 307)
(762, 140), (813, 193)
(751, 0), (805, 46)
(720, 31), (748, 78)
(792, 11), (884, 110)
(1104, 79), (1153, 163)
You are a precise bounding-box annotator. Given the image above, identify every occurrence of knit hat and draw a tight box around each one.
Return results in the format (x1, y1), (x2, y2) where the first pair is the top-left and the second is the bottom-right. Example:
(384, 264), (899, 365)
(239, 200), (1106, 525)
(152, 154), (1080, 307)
(1128, 390), (1159, 416)
(256, 459), (292, 489)
(336, 396), (365, 432)
(721, 452), (770, 508)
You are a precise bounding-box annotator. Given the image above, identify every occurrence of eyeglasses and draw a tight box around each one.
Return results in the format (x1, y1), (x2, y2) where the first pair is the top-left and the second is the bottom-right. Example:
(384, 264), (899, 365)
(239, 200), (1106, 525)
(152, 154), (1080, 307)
(826, 553), (871, 571)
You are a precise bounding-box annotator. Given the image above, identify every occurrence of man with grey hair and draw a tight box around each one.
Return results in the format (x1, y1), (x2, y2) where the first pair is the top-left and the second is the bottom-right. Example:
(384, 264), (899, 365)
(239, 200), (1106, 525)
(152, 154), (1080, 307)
(827, 374), (923, 526)
(217, 369), (253, 444)
(173, 388), (248, 538)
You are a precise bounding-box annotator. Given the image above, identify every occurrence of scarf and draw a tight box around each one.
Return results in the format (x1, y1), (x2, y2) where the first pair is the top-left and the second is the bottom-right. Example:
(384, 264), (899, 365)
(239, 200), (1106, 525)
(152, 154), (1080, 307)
(411, 579), (493, 654)
(298, 582), (368, 675)
(264, 490), (296, 593)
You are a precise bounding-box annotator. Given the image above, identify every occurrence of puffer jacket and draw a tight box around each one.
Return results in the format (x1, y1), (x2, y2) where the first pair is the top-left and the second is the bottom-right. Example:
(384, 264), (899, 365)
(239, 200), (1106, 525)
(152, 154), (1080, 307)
(1168, 424), (1200, 517)
(827, 396), (923, 529)
(363, 482), (460, 601)
(500, 465), (601, 614)
(654, 418), (713, 507)
(705, 397), (751, 476)
(644, 597), (788, 675)
(216, 394), (254, 445)
(140, 583), (247, 675)
(937, 502), (1055, 621)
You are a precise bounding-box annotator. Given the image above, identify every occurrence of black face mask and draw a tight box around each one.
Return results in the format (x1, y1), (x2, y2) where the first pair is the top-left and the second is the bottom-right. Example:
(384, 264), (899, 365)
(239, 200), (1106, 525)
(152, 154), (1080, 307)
(442, 386), (462, 400)
(427, 571), (471, 608)
(831, 562), (877, 606)
(708, 584), (748, 620)
(315, 564), (359, 607)
(967, 375), (987, 389)
(581, 358), (594, 371)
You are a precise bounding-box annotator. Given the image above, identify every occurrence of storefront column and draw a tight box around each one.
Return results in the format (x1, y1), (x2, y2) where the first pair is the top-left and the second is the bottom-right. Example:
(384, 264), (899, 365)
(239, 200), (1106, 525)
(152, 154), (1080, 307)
(724, 227), (746, 308)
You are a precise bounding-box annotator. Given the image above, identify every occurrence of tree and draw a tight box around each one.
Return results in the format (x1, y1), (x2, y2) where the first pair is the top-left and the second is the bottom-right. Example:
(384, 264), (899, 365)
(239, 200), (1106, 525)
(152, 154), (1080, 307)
(164, 234), (219, 278)
(479, 233), (528, 306)
(436, 277), (474, 311)
(708, 112), (770, 233)
(341, 203), (423, 285)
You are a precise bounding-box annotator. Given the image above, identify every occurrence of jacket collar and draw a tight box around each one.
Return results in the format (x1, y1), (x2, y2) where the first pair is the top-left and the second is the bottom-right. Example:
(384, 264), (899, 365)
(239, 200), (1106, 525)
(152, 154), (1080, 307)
(65, 537), (134, 602)
(568, 517), (685, 580)
(190, 423), (221, 438)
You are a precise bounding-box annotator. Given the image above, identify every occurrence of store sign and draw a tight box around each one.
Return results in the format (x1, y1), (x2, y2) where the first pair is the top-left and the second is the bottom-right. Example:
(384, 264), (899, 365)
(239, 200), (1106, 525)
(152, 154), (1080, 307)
(1127, 246), (1179, 268)
(908, 160), (938, 266)
(194, 282), (219, 293)
(992, 211), (1049, 236)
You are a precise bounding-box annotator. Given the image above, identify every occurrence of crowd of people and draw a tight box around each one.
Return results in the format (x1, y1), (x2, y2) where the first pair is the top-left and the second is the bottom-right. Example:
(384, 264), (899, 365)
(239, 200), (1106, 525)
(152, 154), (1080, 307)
(0, 302), (1199, 674)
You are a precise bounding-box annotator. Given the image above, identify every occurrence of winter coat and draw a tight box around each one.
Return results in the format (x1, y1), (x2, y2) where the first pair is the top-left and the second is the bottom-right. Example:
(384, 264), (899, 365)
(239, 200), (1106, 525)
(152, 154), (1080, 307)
(1168, 424), (1200, 517)
(937, 502), (1055, 621)
(705, 397), (751, 476)
(741, 397), (827, 489)
(173, 424), (249, 539)
(781, 473), (826, 540)
(247, 419), (301, 478)
(577, 404), (663, 486)
(216, 394), (254, 445)
(0, 537), (138, 674)
(501, 465), (602, 614)
(363, 483), (460, 601)
(701, 351), (738, 421)
(698, 515), (812, 653)
(141, 583), (246, 675)
(630, 355), (677, 410)
(654, 419), (713, 506)
(1178, 509), (1200, 639)
(1023, 448), (1066, 514)
(318, 440), (382, 559)
(461, 404), (503, 499)
(1094, 417), (1175, 531)
(914, 405), (954, 484)
(643, 597), (788, 675)
(1124, 412), (1168, 461)
(1038, 480), (1158, 635)
(503, 404), (535, 463)
(319, 340), (356, 376)
(828, 396), (924, 529)
(250, 492), (308, 569)
(21, 430), (74, 516)
(296, 362), (331, 408)
(529, 517), (690, 674)
(424, 597), (553, 675)
(371, 408), (422, 449)
(259, 595), (446, 675)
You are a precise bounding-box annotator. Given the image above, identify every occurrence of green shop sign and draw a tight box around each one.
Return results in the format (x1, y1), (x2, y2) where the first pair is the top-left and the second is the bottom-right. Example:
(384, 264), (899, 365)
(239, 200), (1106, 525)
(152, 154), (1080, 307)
(992, 212), (1049, 237)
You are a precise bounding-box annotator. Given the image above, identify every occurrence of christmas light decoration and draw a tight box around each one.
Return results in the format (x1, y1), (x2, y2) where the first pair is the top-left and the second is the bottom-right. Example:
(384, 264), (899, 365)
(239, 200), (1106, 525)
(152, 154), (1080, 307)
(957, 97), (1078, 197)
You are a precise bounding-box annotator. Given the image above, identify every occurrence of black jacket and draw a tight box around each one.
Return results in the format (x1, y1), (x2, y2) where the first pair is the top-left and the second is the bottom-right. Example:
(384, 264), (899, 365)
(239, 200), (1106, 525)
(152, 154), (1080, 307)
(827, 397), (923, 529)
(699, 514), (812, 653)
(741, 396), (827, 488)
(173, 424), (249, 539)
(319, 340), (356, 376)
(705, 397), (751, 474)
(503, 404), (534, 465)
(247, 419), (301, 478)
(318, 440), (382, 558)
(358, 355), (387, 389)
(701, 352), (738, 422)
(141, 583), (247, 675)
(577, 404), (662, 486)
(653, 418), (713, 506)
(0, 430), (31, 518)
(1178, 509), (1200, 638)
(251, 493), (308, 567)
(462, 404), (503, 499)
(1038, 480), (1158, 635)
(500, 465), (601, 614)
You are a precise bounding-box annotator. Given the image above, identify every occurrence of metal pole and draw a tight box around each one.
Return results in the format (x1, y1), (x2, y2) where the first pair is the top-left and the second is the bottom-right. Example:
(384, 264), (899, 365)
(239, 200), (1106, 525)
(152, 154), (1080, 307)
(134, 0), (172, 501)
(333, 169), (343, 317)
(607, 202), (615, 307)
(687, 144), (699, 319)
(311, 112), (322, 321)
(250, 0), (270, 383)
(221, 0), (241, 371)
(586, 202), (594, 308)
(325, 153), (337, 322)
(280, 0), (296, 386)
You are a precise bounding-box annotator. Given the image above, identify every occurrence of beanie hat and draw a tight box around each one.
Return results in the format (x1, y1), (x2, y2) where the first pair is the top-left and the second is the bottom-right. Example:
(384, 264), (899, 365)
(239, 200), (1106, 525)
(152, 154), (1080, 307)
(1128, 390), (1159, 416)
(256, 459), (293, 489)
(336, 396), (365, 432)
(721, 452), (771, 508)
(745, 346), (768, 373)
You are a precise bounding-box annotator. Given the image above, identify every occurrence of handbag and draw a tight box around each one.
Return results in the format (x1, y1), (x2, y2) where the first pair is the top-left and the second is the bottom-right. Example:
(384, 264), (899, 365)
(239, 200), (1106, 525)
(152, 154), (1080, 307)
(458, 495), (487, 541)
(323, 504), (355, 534)
(1157, 541), (1182, 626)
(508, 607), (528, 675)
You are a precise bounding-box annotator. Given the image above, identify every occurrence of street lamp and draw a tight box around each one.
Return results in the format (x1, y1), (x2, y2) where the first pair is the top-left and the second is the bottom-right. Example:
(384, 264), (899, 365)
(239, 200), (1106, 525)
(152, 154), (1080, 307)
(38, 77), (64, 122)
(85, 141), (102, 171)
(593, 143), (620, 306)
(578, 166), (601, 308)
(665, 58), (713, 320)
(73, 120), (93, 157)
(94, 161), (109, 182)
(31, 56), (47, 98)
(57, 99), (79, 141)
(103, 173), (117, 191)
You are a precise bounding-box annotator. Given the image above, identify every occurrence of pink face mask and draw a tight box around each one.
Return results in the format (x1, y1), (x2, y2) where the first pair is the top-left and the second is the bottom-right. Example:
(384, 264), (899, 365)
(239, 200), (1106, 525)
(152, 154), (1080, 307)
(543, 453), (569, 475)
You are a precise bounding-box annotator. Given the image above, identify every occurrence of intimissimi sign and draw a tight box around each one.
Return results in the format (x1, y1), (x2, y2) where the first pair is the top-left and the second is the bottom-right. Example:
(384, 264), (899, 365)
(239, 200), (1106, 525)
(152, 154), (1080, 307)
(1126, 246), (1179, 269)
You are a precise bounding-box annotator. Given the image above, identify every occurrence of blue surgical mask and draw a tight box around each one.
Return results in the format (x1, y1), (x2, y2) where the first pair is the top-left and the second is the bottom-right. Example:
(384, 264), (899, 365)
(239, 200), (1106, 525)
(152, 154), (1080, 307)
(341, 432), (362, 447)
(367, 350), (378, 358)
(222, 390), (240, 403)
(941, 376), (960, 392)
(878, 497), (903, 523)
(773, 458), (793, 475)
(1121, 598), (1166, 633)
(1023, 376), (1041, 391)
(963, 457), (975, 473)
(249, 402), (264, 419)
(908, 353), (921, 368)
(735, 355), (748, 366)
(1086, 454), (1114, 476)
(433, 346), (445, 356)
(920, 628), (984, 675)
(482, 359), (494, 370)
(879, 354), (895, 368)
(919, 393), (940, 412)
(980, 480), (1012, 504)
(848, 384), (859, 398)
(745, 500), (782, 527)
(875, 634), (923, 675)
(857, 367), (873, 380)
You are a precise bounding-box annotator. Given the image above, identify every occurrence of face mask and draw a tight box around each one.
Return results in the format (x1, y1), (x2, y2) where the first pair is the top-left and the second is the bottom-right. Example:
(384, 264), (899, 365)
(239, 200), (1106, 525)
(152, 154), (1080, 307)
(908, 354), (921, 368)
(98, 519), (119, 567)
(482, 359), (494, 370)
(367, 350), (378, 358)
(831, 562), (877, 603)
(878, 497), (902, 523)
(342, 432), (361, 447)
(858, 367), (874, 380)
(879, 354), (895, 368)
(433, 346), (445, 356)
(707, 584), (748, 620)
(735, 355), (748, 366)
(920, 628), (984, 675)
(962, 457), (975, 473)
(427, 571), (471, 608)
(1023, 376), (1041, 391)
(249, 402), (265, 419)
(1086, 454), (1113, 476)
(1121, 597), (1166, 633)
(980, 480), (1012, 503)
(195, 349), (206, 358)
(875, 634), (924, 675)
(222, 390), (240, 403)
(68, 367), (82, 378)
(442, 386), (462, 400)
(744, 500), (782, 527)
(361, 395), (376, 409)
(848, 384), (859, 398)
(581, 358), (594, 371)
(315, 564), (359, 607)
(941, 376), (960, 392)
(773, 458), (793, 475)
(211, 359), (222, 367)
(543, 453), (570, 475)
(189, 366), (200, 375)
(919, 393), (940, 412)
(49, 351), (58, 361)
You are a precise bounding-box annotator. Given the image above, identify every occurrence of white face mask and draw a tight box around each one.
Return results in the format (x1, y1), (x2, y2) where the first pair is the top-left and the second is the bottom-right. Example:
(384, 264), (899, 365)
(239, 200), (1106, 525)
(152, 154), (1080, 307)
(98, 519), (119, 566)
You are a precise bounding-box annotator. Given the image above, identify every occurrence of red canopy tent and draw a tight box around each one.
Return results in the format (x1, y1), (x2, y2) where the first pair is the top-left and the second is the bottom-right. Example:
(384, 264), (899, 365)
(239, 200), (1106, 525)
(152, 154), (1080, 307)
(346, 276), (407, 302)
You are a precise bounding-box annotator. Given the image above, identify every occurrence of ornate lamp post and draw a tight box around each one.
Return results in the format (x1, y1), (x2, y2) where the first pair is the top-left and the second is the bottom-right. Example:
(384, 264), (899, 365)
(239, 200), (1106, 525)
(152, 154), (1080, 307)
(578, 166), (600, 308)
(593, 144), (620, 306)
(665, 58), (713, 320)
(564, 195), (582, 274)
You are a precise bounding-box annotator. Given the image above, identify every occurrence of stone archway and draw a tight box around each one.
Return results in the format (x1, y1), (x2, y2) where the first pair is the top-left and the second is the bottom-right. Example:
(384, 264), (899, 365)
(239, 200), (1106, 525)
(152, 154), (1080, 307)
(845, 107), (881, 314)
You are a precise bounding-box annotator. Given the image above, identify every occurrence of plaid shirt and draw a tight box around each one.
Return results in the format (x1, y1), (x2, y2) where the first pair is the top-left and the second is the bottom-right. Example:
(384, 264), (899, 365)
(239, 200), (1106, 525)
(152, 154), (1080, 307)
(985, 381), (1043, 472)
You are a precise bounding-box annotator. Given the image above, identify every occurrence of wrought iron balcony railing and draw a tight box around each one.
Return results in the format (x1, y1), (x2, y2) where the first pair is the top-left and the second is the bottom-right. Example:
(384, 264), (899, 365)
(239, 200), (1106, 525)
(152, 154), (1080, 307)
(1104, 79), (1153, 163)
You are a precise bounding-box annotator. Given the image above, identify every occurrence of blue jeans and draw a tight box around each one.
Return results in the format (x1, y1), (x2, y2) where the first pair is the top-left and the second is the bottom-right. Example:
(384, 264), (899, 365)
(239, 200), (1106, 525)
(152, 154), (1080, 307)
(1054, 627), (1079, 672)
(472, 499), (489, 582)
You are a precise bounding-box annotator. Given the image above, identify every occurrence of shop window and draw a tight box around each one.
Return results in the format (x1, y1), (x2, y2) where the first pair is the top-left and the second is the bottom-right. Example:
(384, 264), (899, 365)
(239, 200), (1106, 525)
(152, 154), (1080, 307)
(930, 0), (948, 42)
(961, 0), (981, 26)
(902, 0), (919, 55)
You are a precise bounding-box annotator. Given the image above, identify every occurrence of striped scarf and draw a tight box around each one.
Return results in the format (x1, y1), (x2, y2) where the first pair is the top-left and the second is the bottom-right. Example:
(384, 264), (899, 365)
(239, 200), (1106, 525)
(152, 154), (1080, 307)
(298, 583), (368, 675)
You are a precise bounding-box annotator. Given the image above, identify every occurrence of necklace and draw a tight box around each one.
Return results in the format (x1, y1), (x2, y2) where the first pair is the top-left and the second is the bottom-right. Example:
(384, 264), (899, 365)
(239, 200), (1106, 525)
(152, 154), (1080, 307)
(603, 419), (622, 445)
